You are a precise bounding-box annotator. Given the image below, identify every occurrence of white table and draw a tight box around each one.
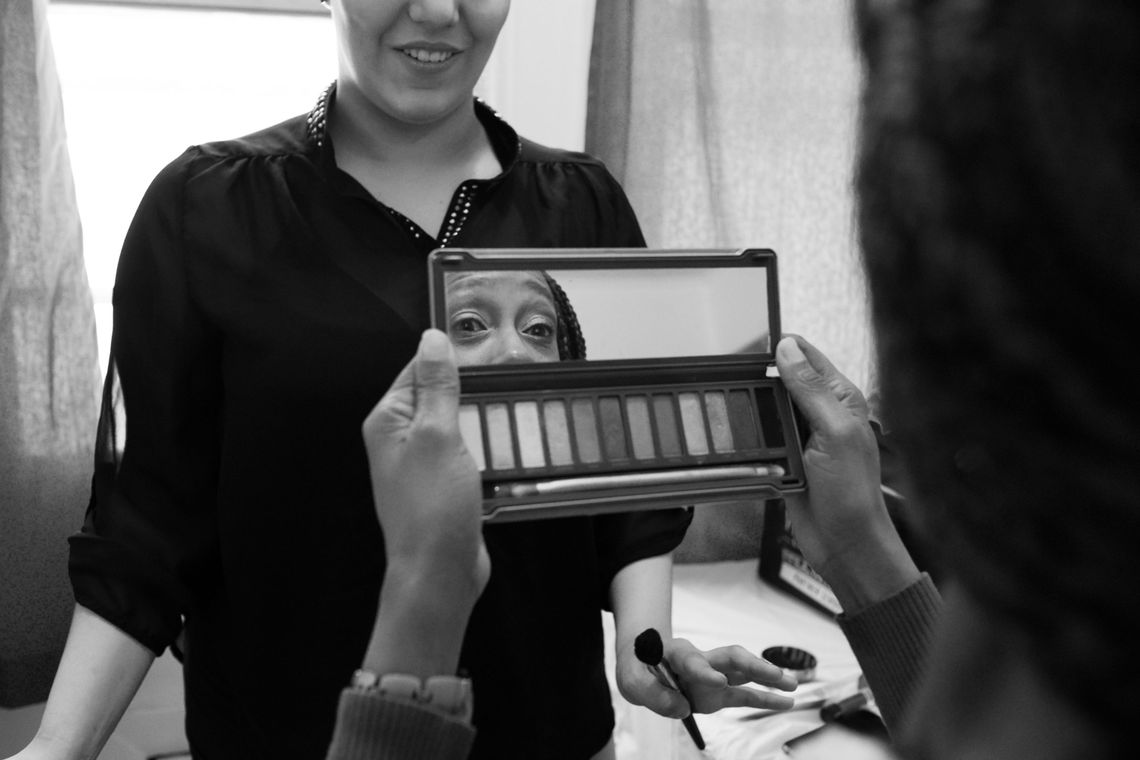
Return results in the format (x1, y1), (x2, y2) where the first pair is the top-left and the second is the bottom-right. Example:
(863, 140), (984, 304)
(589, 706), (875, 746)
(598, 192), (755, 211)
(605, 560), (866, 760)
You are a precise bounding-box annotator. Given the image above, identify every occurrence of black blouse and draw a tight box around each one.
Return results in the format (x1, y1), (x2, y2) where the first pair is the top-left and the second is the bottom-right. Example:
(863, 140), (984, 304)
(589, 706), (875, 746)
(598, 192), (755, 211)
(69, 88), (691, 760)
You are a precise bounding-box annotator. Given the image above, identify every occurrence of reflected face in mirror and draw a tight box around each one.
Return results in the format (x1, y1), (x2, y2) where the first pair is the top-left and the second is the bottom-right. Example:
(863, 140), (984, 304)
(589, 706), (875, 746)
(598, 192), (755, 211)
(445, 271), (567, 366)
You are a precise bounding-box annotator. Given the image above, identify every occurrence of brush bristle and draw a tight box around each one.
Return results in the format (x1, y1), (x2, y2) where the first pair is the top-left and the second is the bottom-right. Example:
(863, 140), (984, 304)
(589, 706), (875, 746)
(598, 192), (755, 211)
(633, 628), (663, 666)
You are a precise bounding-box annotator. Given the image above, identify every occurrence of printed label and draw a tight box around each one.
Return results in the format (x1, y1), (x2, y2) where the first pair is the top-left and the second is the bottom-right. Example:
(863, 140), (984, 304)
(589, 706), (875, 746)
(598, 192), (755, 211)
(779, 547), (842, 615)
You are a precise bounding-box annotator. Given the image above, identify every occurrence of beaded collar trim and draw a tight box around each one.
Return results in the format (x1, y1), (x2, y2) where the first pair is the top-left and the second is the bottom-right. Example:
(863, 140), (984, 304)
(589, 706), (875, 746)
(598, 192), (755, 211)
(306, 82), (334, 148)
(304, 81), (520, 159)
(305, 82), (518, 245)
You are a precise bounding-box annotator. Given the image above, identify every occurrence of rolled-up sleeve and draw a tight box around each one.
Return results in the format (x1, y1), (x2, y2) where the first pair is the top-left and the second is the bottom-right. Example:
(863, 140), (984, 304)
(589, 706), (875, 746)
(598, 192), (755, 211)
(69, 149), (222, 655)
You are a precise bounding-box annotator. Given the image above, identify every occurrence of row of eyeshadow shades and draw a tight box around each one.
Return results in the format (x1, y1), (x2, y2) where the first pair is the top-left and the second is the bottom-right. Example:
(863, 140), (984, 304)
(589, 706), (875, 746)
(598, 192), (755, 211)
(457, 388), (772, 474)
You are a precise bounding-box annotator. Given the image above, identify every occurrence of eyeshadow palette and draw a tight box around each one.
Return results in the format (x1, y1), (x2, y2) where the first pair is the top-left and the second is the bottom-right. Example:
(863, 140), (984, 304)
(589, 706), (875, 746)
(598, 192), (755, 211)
(457, 375), (789, 494)
(428, 247), (806, 522)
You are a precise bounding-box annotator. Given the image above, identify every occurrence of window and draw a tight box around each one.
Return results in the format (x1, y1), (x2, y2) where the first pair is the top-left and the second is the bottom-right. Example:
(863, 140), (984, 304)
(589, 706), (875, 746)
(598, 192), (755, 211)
(49, 1), (336, 372)
(49, 0), (595, 373)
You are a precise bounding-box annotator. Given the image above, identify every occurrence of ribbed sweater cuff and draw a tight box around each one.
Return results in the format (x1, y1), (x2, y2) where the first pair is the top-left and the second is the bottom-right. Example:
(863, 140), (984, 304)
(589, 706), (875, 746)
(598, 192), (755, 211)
(325, 688), (476, 760)
(838, 573), (942, 734)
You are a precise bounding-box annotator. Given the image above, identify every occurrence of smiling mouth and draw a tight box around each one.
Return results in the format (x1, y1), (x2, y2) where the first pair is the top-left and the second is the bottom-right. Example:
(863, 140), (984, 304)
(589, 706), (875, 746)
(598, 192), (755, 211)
(401, 48), (458, 64)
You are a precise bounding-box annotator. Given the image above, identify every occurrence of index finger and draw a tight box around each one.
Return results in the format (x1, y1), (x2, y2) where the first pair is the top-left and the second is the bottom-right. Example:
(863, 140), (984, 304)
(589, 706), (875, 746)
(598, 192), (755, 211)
(666, 640), (728, 689)
(696, 685), (796, 713)
(705, 646), (798, 691)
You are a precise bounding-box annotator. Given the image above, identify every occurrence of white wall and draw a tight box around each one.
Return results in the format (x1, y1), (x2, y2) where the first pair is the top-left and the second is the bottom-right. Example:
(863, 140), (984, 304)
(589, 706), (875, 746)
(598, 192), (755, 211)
(476, 0), (595, 151)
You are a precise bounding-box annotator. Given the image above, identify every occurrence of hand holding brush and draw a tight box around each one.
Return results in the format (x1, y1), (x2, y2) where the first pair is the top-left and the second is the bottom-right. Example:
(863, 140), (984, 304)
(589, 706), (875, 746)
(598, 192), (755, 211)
(633, 628), (707, 750)
(621, 628), (798, 749)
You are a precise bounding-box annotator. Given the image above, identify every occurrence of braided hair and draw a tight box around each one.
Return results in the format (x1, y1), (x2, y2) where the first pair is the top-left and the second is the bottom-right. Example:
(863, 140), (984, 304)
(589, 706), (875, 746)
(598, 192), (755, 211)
(542, 273), (587, 361)
(856, 0), (1140, 734)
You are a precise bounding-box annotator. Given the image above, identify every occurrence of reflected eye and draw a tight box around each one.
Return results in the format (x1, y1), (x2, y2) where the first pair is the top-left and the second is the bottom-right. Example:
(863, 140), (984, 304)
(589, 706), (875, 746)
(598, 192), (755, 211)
(523, 321), (554, 339)
(450, 313), (488, 336)
(521, 316), (556, 345)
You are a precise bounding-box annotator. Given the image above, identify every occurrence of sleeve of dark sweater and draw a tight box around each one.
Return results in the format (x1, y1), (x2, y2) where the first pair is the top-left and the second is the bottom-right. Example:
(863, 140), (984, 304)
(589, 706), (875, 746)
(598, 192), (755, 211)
(837, 573), (943, 734)
(325, 689), (476, 760)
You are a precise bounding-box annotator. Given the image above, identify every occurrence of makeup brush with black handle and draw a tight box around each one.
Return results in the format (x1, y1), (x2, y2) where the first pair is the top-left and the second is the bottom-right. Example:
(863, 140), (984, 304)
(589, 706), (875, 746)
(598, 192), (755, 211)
(634, 627), (706, 750)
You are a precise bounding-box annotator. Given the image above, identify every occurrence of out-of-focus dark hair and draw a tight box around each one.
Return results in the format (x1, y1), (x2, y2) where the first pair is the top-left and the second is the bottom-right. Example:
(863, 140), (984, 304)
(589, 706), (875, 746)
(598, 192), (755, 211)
(855, 0), (1140, 729)
(543, 273), (587, 361)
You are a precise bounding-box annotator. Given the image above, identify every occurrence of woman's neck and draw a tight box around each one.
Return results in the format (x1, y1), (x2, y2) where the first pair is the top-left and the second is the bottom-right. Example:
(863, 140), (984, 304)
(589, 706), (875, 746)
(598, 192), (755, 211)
(328, 82), (489, 173)
(326, 81), (501, 236)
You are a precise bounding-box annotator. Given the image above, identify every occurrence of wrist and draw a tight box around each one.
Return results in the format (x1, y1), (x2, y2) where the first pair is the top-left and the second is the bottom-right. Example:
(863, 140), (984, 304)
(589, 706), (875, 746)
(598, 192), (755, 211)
(383, 556), (484, 609)
(27, 727), (104, 760)
(815, 517), (921, 615)
(363, 568), (479, 678)
(384, 532), (488, 600)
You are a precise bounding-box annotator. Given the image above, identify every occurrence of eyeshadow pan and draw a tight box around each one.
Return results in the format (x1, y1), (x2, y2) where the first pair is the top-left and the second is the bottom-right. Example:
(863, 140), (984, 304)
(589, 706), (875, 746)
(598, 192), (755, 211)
(652, 395), (683, 457)
(625, 395), (656, 460)
(755, 387), (784, 447)
(599, 396), (628, 460)
(514, 401), (545, 468)
(571, 398), (601, 463)
(485, 403), (516, 470)
(727, 389), (761, 449)
(458, 404), (486, 471)
(678, 392), (709, 455)
(543, 400), (573, 466)
(704, 391), (734, 453)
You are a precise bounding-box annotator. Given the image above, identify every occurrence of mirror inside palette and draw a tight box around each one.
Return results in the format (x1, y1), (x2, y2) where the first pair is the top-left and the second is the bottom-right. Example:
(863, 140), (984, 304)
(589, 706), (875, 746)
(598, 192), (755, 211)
(427, 248), (804, 522)
(441, 265), (771, 365)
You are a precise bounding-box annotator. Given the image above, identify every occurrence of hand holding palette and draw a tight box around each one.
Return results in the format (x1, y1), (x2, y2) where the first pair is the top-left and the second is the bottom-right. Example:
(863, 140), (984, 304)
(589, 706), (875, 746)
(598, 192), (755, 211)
(428, 247), (806, 522)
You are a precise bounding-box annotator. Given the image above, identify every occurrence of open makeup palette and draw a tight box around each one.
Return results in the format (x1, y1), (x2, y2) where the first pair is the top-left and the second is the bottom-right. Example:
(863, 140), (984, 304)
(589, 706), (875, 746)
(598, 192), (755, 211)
(427, 248), (806, 522)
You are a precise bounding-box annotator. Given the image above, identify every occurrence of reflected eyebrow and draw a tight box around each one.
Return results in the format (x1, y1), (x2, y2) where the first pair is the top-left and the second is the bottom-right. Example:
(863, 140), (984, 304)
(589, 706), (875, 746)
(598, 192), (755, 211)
(519, 276), (553, 296)
(445, 275), (556, 315)
(519, 280), (557, 313)
(446, 288), (490, 312)
(445, 280), (497, 315)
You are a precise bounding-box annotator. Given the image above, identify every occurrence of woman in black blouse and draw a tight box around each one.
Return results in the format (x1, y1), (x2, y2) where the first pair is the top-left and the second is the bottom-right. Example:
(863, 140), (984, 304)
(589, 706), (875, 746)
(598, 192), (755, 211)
(13, 2), (795, 759)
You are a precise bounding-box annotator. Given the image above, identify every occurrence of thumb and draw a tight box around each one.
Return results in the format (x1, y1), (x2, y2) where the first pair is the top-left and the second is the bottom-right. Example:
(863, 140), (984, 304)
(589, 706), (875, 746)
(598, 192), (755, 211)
(644, 681), (692, 719)
(776, 336), (868, 433)
(412, 329), (462, 427)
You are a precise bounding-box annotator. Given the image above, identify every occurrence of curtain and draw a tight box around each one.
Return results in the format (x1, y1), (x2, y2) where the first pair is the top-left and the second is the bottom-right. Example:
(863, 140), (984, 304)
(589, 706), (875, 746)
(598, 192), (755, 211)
(588, 0), (869, 562)
(0, 0), (100, 707)
(587, 0), (870, 392)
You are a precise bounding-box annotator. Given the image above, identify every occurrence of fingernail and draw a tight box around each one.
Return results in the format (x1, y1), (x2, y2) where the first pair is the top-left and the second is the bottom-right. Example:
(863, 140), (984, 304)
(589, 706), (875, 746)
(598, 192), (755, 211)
(777, 338), (821, 386)
(777, 337), (806, 364)
(419, 329), (450, 360)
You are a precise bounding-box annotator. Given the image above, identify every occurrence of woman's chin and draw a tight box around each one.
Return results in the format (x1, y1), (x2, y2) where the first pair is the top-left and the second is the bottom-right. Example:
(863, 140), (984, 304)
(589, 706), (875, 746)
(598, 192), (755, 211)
(378, 90), (472, 128)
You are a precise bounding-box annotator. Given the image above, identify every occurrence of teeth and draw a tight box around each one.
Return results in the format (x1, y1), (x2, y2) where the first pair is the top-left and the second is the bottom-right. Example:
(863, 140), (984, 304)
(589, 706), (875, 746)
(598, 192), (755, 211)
(403, 49), (454, 64)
